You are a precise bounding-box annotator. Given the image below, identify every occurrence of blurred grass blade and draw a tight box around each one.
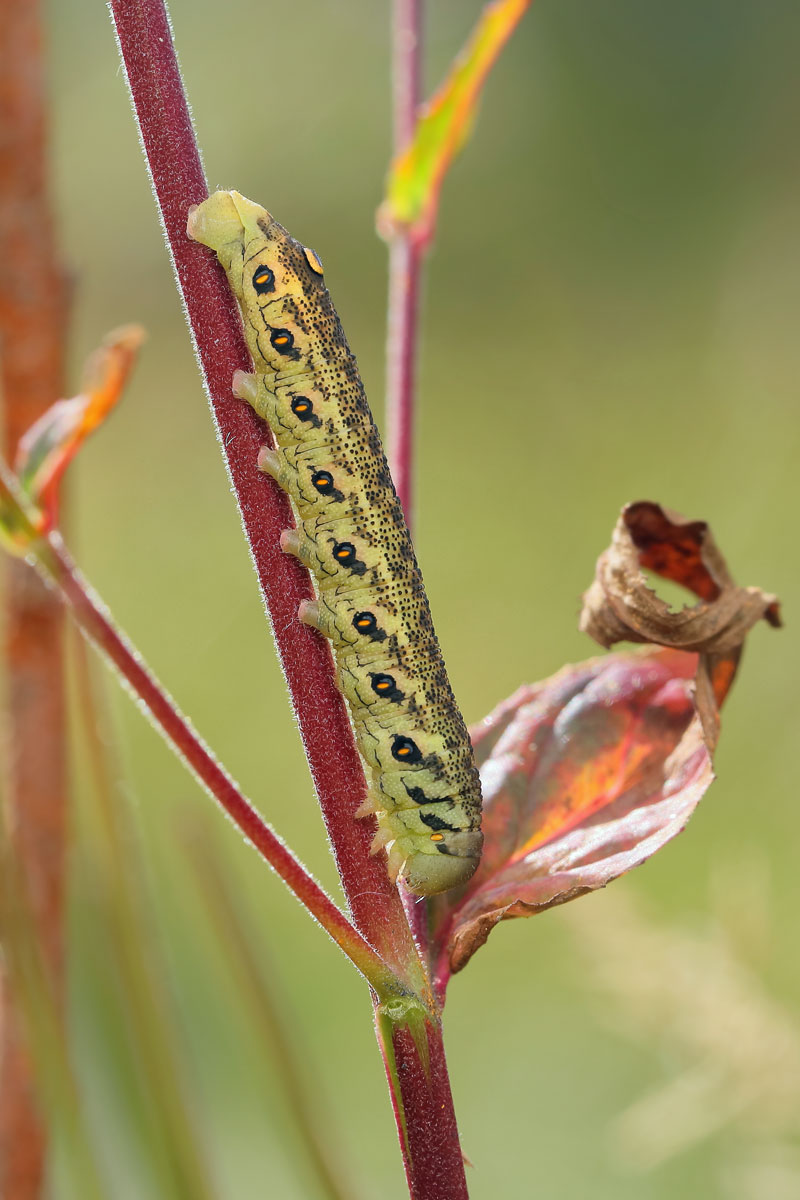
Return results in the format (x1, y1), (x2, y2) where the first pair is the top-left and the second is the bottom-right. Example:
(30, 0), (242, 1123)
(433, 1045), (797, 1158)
(14, 325), (144, 529)
(70, 634), (219, 1200)
(0, 847), (107, 1200)
(185, 824), (360, 1200)
(381, 0), (532, 245)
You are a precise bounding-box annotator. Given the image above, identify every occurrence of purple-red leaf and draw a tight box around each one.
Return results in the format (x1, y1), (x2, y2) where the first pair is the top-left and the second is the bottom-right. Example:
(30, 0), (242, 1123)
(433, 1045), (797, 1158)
(432, 649), (706, 987)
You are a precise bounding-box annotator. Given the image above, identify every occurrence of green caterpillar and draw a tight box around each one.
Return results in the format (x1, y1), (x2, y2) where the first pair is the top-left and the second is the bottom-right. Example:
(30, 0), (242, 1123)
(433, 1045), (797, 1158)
(187, 190), (482, 895)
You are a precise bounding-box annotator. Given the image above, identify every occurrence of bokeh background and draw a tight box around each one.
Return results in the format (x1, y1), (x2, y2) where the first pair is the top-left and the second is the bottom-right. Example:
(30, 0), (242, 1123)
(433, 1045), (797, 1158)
(6, 0), (799, 1195)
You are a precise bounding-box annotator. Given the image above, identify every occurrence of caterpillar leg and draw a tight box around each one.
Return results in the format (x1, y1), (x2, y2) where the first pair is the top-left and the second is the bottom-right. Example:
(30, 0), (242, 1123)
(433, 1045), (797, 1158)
(354, 795), (378, 818)
(256, 446), (280, 476)
(232, 369), (278, 423)
(280, 529), (304, 559)
(232, 370), (259, 405)
(369, 826), (393, 855)
(298, 599), (322, 629)
(298, 597), (347, 644)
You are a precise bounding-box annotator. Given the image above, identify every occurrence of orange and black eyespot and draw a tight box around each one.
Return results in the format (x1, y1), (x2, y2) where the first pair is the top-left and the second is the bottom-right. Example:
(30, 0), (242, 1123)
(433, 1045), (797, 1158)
(270, 328), (296, 355)
(312, 470), (334, 493)
(252, 265), (275, 294)
(311, 470), (344, 503)
(370, 673), (403, 703)
(391, 735), (421, 765)
(352, 611), (386, 642)
(331, 541), (366, 576)
(291, 396), (321, 427)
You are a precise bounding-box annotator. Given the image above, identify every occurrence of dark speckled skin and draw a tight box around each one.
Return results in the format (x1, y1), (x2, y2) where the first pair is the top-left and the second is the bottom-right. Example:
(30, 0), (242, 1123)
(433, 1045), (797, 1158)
(188, 191), (482, 895)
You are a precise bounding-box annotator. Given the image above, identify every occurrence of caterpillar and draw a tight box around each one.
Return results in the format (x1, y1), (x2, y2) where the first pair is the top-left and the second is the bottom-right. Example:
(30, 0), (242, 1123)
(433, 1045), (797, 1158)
(187, 190), (482, 895)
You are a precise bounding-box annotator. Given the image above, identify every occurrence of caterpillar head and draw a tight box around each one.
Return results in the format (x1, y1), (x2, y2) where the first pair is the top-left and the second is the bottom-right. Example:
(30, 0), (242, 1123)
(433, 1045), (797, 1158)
(187, 189), (270, 249)
(188, 190), (321, 288)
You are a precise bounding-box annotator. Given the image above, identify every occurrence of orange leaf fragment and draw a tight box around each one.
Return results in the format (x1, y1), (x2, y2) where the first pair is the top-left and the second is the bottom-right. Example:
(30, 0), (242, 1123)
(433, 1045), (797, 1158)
(14, 324), (145, 530)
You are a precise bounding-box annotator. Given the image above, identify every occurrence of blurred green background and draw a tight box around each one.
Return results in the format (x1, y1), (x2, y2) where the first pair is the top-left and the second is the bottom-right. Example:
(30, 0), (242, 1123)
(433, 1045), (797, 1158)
(6, 0), (799, 1195)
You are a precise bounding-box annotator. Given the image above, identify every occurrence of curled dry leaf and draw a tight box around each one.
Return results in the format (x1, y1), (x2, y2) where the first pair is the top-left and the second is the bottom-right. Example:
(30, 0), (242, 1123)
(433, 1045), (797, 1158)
(14, 325), (144, 530)
(580, 501), (780, 749)
(429, 503), (778, 992)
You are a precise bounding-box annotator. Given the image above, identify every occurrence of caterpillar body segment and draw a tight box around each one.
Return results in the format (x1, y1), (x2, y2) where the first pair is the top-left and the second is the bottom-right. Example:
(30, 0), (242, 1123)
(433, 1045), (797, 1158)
(188, 190), (482, 896)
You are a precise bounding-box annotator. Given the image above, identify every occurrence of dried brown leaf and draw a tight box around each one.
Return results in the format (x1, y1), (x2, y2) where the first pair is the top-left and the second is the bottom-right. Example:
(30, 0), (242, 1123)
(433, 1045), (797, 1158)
(580, 501), (780, 748)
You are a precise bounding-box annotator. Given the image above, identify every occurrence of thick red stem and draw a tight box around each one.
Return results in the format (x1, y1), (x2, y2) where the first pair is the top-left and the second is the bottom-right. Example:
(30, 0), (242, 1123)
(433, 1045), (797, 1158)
(108, 3), (470, 1194)
(378, 1018), (469, 1200)
(108, 0), (416, 975)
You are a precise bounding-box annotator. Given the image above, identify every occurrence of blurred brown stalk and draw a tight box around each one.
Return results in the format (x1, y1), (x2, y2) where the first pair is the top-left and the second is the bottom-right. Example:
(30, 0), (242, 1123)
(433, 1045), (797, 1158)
(0, 2), (70, 1194)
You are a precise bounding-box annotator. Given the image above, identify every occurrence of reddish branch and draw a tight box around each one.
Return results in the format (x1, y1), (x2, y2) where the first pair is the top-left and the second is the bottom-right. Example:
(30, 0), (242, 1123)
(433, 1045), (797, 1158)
(108, 0), (414, 976)
(107, 2), (468, 1195)
(32, 530), (397, 996)
(0, 3), (70, 1195)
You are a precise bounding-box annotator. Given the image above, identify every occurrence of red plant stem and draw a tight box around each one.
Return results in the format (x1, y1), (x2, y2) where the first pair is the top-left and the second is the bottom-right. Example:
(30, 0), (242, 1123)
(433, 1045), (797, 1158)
(31, 531), (398, 997)
(108, 0), (418, 980)
(392, 0), (422, 151)
(376, 1014), (469, 1200)
(108, 2), (470, 1194)
(0, 3), (69, 1194)
(386, 0), (424, 528)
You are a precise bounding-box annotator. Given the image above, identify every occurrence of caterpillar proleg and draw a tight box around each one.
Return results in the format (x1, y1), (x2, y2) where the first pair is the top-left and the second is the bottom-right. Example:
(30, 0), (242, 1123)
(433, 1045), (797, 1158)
(187, 190), (482, 895)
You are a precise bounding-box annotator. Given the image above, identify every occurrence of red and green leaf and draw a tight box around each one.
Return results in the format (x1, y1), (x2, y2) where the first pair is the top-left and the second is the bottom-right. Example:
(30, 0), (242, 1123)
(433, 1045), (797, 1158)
(431, 649), (706, 988)
(380, 0), (532, 247)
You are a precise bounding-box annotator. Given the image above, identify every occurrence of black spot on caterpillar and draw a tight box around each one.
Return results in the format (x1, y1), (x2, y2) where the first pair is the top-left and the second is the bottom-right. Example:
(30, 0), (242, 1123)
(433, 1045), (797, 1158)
(290, 396), (321, 427)
(352, 610), (385, 642)
(252, 265), (275, 294)
(269, 327), (299, 359)
(370, 673), (404, 704)
(187, 190), (483, 895)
